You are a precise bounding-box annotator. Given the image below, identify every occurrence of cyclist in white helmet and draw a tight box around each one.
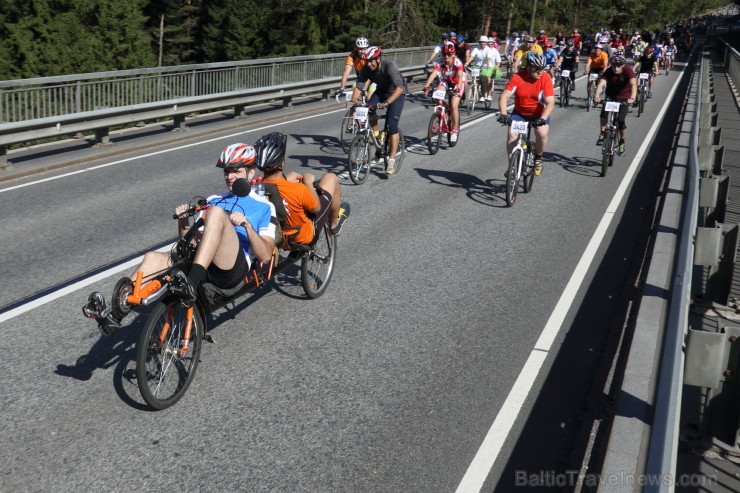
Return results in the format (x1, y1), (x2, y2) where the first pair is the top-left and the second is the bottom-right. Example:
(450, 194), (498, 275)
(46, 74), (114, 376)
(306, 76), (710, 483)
(340, 37), (376, 99)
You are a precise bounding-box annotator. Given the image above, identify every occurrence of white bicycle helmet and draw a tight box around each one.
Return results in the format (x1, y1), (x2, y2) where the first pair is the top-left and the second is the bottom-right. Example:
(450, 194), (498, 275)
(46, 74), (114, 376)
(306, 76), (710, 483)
(216, 143), (256, 169)
(355, 37), (369, 49)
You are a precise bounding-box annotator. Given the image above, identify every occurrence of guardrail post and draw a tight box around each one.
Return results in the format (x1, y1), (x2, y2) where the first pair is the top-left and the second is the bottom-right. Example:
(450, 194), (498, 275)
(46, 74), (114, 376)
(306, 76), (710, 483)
(698, 145), (725, 174)
(234, 105), (247, 118)
(699, 126), (722, 146)
(700, 174), (730, 226)
(282, 96), (293, 108)
(0, 145), (9, 170)
(684, 325), (740, 452)
(93, 127), (112, 147)
(173, 114), (186, 131)
(694, 223), (739, 305)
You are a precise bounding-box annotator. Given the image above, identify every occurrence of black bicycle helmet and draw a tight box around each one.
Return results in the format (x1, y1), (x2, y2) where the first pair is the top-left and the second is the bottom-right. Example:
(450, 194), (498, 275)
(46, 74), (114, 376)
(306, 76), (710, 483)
(254, 132), (287, 172)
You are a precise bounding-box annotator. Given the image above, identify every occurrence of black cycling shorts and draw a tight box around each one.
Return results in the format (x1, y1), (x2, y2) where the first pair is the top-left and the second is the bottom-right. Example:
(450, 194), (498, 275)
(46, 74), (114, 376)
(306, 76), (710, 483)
(206, 250), (248, 289)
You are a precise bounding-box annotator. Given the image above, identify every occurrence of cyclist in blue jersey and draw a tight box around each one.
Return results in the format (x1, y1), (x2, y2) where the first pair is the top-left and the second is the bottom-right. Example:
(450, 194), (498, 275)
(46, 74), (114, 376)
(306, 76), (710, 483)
(543, 41), (559, 77)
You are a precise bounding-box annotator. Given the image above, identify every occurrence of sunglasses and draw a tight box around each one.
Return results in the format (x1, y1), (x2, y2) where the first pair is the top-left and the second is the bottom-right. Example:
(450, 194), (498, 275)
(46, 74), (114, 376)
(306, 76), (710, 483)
(444, 53), (454, 57)
(529, 67), (544, 73)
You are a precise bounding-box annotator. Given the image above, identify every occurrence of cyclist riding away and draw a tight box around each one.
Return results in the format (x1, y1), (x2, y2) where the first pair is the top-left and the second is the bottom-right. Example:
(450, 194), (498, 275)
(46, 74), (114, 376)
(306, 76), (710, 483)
(594, 54), (637, 157)
(424, 42), (465, 143)
(352, 46), (406, 174)
(497, 51), (556, 176)
(257, 133), (350, 242)
(83, 143), (277, 333)
(339, 37), (376, 100)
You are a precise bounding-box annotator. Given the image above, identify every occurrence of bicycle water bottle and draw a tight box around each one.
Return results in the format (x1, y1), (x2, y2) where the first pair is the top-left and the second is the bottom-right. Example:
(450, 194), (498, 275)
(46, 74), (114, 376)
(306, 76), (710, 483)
(256, 177), (265, 197)
(378, 130), (386, 146)
(250, 178), (258, 194)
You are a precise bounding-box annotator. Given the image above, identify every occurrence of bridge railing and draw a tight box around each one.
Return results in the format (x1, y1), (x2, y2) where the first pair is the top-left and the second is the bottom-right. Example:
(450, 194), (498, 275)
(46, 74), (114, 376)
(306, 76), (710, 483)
(0, 46), (433, 167)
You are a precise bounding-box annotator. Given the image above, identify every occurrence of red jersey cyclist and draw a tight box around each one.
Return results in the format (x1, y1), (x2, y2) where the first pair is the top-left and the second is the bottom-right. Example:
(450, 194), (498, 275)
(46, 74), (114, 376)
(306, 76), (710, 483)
(423, 42), (465, 143)
(497, 51), (555, 176)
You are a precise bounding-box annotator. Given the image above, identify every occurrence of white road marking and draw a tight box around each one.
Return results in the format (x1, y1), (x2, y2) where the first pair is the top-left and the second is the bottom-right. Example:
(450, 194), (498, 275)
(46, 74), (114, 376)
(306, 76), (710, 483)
(455, 71), (684, 492)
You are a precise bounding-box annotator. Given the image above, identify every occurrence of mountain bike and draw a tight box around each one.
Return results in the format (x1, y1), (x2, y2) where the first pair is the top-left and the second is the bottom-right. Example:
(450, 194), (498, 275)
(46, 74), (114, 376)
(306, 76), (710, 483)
(663, 51), (674, 74)
(346, 100), (405, 184)
(82, 179), (337, 410)
(427, 88), (459, 155)
(500, 116), (539, 207)
(465, 67), (485, 114)
(337, 91), (360, 153)
(599, 100), (625, 176)
(586, 72), (600, 111)
(558, 68), (572, 107)
(635, 73), (650, 117)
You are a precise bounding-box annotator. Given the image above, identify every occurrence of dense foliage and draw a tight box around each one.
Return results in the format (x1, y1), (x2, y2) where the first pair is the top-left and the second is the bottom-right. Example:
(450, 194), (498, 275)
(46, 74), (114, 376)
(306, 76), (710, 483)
(0, 0), (732, 79)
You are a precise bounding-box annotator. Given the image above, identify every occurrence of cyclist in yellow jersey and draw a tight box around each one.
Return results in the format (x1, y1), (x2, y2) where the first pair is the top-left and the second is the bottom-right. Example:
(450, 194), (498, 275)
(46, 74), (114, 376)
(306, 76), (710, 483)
(512, 35), (544, 73)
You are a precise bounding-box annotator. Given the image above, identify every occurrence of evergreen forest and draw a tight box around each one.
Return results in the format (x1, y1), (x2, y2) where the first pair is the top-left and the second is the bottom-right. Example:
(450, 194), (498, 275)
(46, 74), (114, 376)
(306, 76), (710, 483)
(0, 0), (731, 80)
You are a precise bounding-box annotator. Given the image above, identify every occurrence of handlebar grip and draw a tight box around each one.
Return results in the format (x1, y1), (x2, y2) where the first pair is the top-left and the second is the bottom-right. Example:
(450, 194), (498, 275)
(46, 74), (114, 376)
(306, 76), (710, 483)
(172, 201), (207, 220)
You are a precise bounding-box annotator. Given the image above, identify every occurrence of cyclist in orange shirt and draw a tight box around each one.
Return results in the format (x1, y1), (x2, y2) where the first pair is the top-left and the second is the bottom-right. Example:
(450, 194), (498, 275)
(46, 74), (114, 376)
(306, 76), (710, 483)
(497, 51), (555, 176)
(583, 43), (609, 99)
(339, 37), (376, 99)
(257, 133), (350, 243)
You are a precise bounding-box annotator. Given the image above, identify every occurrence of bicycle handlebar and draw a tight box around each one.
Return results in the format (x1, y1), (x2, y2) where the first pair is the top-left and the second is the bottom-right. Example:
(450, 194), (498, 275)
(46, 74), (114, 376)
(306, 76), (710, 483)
(172, 199), (208, 220)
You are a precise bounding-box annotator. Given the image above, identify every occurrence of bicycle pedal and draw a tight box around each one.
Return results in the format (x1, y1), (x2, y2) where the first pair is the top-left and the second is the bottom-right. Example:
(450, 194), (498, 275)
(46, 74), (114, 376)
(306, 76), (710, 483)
(82, 292), (111, 320)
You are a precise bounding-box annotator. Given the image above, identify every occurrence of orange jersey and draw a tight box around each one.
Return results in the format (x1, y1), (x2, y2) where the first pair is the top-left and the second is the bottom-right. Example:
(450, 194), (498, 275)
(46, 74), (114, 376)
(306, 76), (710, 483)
(588, 51), (609, 69)
(504, 71), (555, 118)
(263, 177), (319, 245)
(346, 54), (365, 74)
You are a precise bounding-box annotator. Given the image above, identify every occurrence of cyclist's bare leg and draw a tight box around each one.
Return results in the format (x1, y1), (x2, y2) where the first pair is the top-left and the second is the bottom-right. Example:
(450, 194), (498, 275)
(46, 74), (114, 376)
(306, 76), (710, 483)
(450, 96), (460, 132)
(506, 130), (519, 158)
(132, 251), (174, 282)
(317, 172), (343, 229)
(192, 206), (241, 272)
(533, 125), (549, 155)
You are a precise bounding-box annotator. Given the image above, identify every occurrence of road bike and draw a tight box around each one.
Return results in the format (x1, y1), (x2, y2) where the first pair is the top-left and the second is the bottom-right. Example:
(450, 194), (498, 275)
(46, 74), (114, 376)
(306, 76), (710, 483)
(82, 179), (337, 410)
(346, 99), (405, 185)
(500, 116), (539, 207)
(427, 88), (459, 155)
(635, 73), (650, 117)
(558, 68), (573, 107)
(465, 67), (490, 114)
(599, 100), (626, 176)
(586, 72), (600, 111)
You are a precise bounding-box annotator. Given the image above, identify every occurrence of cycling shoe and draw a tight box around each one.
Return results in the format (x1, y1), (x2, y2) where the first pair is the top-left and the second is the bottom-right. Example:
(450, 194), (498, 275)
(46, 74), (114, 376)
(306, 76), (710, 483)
(170, 268), (197, 307)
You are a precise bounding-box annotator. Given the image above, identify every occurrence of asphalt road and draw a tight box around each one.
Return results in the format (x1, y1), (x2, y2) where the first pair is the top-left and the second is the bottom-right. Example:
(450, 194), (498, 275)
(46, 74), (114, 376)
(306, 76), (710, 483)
(0, 63), (688, 492)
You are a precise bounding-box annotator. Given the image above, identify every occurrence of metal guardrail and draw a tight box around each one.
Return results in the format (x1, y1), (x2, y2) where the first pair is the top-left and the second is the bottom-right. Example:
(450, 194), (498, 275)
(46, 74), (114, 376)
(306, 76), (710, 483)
(0, 46), (432, 165)
(642, 48), (702, 493)
(719, 37), (740, 88)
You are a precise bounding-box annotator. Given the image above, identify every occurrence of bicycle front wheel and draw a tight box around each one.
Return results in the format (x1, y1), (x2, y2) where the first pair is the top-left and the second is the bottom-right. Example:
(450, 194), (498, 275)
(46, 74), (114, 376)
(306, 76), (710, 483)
(484, 82), (492, 109)
(347, 134), (371, 185)
(339, 109), (357, 153)
(427, 112), (441, 155)
(601, 130), (611, 177)
(506, 150), (520, 207)
(564, 79), (571, 107)
(466, 85), (476, 115)
(302, 223), (337, 299)
(523, 149), (535, 193)
(136, 299), (203, 410)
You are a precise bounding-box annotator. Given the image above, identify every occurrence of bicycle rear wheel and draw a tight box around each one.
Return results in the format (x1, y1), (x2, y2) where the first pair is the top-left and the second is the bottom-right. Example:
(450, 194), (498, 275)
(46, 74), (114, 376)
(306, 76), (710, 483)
(302, 224), (337, 299)
(339, 109), (357, 153)
(427, 112), (441, 155)
(506, 150), (520, 207)
(136, 299), (203, 410)
(347, 134), (371, 185)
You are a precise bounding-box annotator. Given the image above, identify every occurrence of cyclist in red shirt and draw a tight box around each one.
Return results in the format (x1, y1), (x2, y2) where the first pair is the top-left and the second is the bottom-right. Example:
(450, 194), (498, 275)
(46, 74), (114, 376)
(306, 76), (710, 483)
(497, 51), (555, 176)
(423, 42), (465, 143)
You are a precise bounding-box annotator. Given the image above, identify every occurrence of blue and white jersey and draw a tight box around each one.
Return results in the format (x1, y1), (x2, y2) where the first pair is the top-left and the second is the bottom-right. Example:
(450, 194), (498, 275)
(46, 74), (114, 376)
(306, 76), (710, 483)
(206, 192), (274, 267)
